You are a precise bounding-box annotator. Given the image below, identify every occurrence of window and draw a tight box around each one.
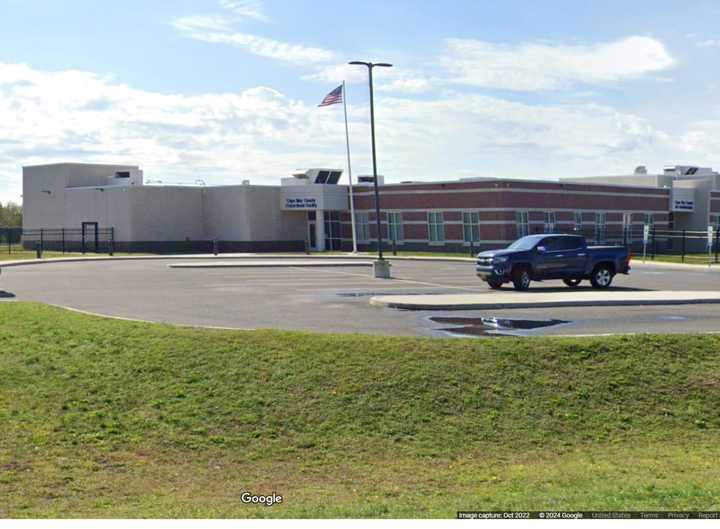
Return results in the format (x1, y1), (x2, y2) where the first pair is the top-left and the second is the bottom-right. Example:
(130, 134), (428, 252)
(462, 211), (480, 244)
(355, 212), (369, 242)
(388, 212), (403, 243)
(542, 237), (560, 251)
(315, 170), (329, 184)
(516, 211), (529, 237)
(543, 211), (556, 233)
(595, 212), (607, 243)
(427, 212), (445, 243)
(574, 211), (584, 232)
(324, 211), (341, 250)
(558, 236), (584, 251)
(623, 213), (633, 243)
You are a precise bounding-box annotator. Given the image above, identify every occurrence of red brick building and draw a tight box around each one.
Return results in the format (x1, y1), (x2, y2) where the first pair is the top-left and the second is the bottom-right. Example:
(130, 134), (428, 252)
(341, 178), (671, 252)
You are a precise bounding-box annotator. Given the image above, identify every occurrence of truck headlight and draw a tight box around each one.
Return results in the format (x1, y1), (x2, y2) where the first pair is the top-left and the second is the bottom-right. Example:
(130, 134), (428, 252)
(493, 256), (509, 264)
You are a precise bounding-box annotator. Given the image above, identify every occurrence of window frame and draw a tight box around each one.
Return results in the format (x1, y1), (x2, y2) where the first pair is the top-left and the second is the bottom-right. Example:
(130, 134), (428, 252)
(543, 211), (556, 234)
(462, 210), (480, 245)
(355, 212), (370, 242)
(595, 212), (607, 243)
(387, 211), (404, 244)
(516, 210), (530, 238)
(427, 211), (445, 244)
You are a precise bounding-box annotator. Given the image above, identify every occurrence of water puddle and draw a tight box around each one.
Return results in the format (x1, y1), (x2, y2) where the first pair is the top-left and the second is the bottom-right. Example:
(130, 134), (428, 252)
(430, 316), (569, 337)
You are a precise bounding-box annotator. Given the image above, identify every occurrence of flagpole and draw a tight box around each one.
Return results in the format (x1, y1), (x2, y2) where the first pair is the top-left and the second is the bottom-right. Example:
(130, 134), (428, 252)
(342, 80), (358, 254)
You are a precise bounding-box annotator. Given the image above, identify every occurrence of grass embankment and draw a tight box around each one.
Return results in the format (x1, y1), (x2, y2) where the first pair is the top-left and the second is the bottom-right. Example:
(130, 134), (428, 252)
(1, 303), (719, 517)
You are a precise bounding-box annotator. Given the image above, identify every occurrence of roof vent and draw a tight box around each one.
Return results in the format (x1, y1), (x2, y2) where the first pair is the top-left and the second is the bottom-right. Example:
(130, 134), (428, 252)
(634, 166), (647, 174)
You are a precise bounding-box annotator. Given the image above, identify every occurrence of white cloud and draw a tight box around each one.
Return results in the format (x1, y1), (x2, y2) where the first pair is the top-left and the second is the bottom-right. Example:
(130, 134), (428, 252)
(377, 78), (431, 94)
(696, 39), (720, 48)
(172, 19), (335, 63)
(220, 0), (269, 22)
(443, 36), (675, 91)
(371, 93), (675, 181)
(0, 61), (707, 206)
(303, 64), (370, 84)
(171, 15), (232, 33)
(0, 62), (347, 203)
(171, 7), (334, 64)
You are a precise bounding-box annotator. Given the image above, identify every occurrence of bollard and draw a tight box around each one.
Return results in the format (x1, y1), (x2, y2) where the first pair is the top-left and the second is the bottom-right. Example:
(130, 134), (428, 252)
(392, 238), (397, 256)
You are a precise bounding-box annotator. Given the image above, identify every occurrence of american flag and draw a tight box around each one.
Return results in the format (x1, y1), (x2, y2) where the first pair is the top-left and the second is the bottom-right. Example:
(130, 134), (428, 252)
(318, 85), (343, 107)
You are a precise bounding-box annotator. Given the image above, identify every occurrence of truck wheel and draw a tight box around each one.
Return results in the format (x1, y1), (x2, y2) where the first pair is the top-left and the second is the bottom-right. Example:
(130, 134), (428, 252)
(563, 278), (582, 288)
(590, 265), (614, 289)
(487, 279), (503, 289)
(512, 267), (531, 291)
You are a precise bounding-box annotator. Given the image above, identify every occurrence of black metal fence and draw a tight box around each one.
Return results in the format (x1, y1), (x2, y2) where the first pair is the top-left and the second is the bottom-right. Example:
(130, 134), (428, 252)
(3, 224), (719, 263)
(1, 227), (305, 257)
(0, 227), (22, 254)
(382, 224), (719, 264)
(21, 227), (117, 255)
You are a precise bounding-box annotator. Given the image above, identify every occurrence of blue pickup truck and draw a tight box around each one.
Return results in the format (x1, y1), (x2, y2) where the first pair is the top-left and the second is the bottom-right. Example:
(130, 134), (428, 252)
(476, 234), (631, 291)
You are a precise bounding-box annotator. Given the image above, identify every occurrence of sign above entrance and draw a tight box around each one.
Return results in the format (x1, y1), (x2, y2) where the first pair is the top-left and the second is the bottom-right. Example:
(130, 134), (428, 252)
(671, 187), (695, 212)
(280, 183), (349, 212)
(284, 197), (317, 209)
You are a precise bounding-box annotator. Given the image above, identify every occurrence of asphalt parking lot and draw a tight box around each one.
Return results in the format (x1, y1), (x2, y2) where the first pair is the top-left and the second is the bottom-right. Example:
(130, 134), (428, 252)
(2, 258), (720, 337)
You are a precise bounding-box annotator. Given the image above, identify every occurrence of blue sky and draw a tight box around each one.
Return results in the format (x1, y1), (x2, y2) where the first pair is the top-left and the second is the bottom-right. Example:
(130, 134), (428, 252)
(1, 0), (720, 203)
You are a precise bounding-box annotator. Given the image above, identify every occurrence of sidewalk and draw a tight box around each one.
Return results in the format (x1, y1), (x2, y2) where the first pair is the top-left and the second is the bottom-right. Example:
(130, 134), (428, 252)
(370, 290), (720, 311)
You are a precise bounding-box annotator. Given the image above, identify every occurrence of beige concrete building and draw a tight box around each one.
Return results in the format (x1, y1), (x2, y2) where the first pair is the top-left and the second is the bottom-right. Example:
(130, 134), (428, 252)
(21, 163), (337, 252)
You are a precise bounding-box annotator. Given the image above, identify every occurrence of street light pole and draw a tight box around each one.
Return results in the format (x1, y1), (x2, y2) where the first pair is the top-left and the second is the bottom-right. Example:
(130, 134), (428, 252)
(349, 61), (392, 262)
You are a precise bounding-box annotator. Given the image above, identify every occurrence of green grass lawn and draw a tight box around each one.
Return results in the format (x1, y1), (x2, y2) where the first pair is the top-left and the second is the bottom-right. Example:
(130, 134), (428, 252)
(1, 303), (720, 517)
(0, 248), (141, 262)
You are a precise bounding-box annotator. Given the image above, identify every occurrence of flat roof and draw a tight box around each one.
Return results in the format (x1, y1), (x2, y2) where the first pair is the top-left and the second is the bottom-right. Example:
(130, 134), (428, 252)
(23, 162), (139, 169)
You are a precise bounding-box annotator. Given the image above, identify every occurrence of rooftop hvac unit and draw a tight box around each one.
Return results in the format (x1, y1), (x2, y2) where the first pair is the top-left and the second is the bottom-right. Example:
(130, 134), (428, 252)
(356, 175), (385, 186)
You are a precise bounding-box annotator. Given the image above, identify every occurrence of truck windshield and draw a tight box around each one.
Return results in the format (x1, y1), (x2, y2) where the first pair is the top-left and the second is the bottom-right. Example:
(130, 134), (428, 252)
(507, 236), (543, 251)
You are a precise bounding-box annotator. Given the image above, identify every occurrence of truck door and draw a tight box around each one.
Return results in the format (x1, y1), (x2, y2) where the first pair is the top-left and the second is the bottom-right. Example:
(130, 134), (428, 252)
(558, 236), (587, 274)
(535, 236), (564, 277)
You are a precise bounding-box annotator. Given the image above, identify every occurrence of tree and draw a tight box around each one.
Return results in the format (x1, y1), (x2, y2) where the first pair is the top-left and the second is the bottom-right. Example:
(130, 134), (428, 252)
(0, 201), (22, 227)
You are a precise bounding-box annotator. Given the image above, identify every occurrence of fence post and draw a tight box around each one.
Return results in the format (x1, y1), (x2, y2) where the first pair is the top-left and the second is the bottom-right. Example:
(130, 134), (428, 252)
(213, 239), (219, 256)
(392, 237), (397, 256)
(61, 228), (65, 254)
(652, 226), (657, 260)
(109, 227), (115, 256)
(681, 229), (686, 263)
(469, 239), (475, 257)
(40, 229), (44, 256)
(715, 226), (719, 264)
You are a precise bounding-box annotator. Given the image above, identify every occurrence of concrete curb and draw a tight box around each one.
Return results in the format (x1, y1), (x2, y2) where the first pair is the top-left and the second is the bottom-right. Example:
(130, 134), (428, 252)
(167, 260), (373, 269)
(370, 290), (720, 311)
(631, 260), (720, 272)
(1, 252), (717, 271)
(0, 252), (474, 269)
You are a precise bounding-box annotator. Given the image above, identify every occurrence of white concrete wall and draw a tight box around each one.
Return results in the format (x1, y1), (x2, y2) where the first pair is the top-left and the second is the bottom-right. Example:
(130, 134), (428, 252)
(23, 163), (139, 230)
(64, 187), (134, 240)
(127, 186), (205, 241)
(204, 186), (306, 241)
